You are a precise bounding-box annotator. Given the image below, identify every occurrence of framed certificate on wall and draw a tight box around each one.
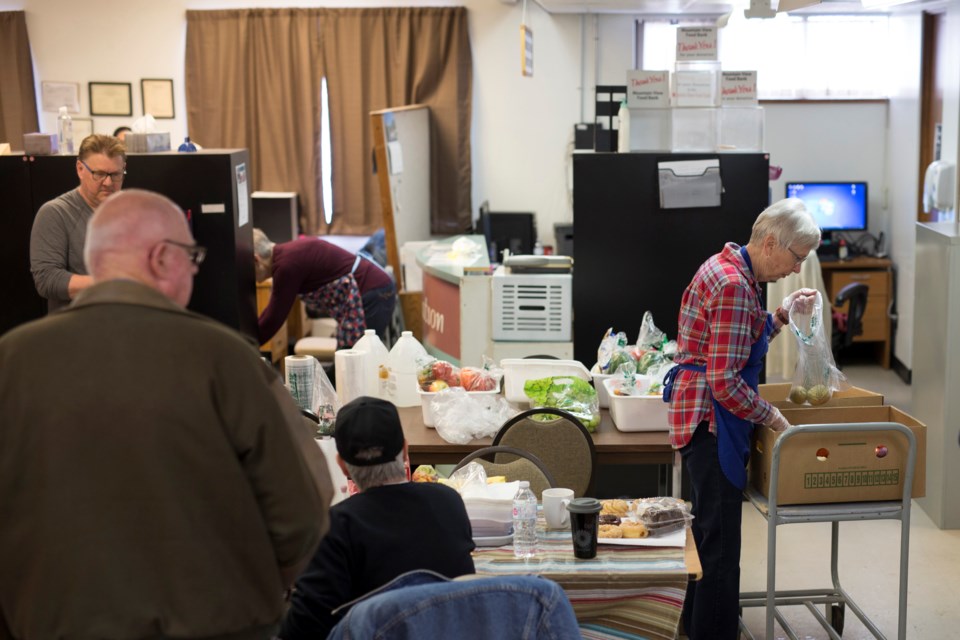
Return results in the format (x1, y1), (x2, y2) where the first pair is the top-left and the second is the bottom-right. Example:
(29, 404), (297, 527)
(89, 82), (132, 116)
(141, 78), (175, 119)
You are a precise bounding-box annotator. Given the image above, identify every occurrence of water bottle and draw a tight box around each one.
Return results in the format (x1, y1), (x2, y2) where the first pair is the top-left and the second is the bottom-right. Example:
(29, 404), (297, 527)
(57, 107), (74, 155)
(178, 137), (198, 152)
(512, 480), (538, 558)
(352, 329), (389, 398)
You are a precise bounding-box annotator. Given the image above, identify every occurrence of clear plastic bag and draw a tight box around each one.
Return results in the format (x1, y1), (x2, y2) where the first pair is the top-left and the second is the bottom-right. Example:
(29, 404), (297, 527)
(597, 329), (637, 375)
(433, 387), (518, 444)
(522, 375), (601, 432)
(632, 497), (694, 536)
(287, 357), (339, 436)
(636, 311), (667, 350)
(785, 290), (848, 406)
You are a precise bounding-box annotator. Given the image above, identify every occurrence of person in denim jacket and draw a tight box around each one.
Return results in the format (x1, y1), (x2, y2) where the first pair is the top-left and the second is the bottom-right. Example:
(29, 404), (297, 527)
(280, 397), (476, 639)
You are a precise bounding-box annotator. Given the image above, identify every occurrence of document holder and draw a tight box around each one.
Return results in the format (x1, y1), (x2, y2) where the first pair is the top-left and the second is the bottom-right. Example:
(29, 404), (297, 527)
(657, 159), (722, 209)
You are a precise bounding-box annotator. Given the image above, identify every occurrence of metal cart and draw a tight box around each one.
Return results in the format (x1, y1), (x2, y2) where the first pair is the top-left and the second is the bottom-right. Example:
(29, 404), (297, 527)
(739, 422), (917, 640)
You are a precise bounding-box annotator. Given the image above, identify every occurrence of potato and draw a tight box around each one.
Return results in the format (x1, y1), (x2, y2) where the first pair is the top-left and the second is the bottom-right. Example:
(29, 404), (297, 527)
(807, 384), (832, 405)
(788, 386), (808, 405)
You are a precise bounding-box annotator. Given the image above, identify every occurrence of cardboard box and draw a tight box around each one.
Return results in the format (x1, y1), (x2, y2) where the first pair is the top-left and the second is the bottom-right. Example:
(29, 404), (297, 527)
(750, 405), (925, 505)
(759, 383), (883, 409)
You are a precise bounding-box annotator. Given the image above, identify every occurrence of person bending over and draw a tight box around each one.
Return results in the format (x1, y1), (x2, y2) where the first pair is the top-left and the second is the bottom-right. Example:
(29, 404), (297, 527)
(253, 229), (397, 349)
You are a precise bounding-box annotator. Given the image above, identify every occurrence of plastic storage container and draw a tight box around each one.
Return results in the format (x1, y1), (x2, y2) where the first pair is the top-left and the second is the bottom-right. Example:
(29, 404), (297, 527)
(671, 107), (718, 152)
(352, 329), (389, 398)
(501, 358), (591, 404)
(384, 331), (428, 407)
(602, 377), (668, 432)
(590, 364), (615, 409)
(718, 106), (765, 152)
(624, 107), (672, 152)
(418, 387), (501, 428)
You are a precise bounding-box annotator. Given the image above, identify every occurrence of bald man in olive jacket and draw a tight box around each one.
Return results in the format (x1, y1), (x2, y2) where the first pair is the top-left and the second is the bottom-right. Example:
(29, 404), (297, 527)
(0, 190), (332, 640)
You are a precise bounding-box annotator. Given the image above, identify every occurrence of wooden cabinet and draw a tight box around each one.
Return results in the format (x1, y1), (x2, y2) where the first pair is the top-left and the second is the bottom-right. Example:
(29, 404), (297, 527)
(820, 257), (893, 368)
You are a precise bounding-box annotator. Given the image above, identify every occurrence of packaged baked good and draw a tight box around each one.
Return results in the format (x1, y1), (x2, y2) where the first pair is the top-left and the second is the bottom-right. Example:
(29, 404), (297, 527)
(632, 497), (693, 536)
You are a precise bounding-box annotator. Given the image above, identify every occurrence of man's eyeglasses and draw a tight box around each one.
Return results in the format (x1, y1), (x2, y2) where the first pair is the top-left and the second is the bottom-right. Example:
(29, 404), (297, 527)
(80, 159), (126, 183)
(786, 246), (807, 265)
(162, 239), (207, 266)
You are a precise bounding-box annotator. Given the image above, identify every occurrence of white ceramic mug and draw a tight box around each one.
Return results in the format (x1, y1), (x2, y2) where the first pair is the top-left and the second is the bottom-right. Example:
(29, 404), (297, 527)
(542, 488), (575, 529)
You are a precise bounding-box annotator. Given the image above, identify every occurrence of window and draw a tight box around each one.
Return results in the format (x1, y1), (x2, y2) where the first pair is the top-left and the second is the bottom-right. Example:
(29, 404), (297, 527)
(320, 77), (333, 225)
(641, 14), (892, 99)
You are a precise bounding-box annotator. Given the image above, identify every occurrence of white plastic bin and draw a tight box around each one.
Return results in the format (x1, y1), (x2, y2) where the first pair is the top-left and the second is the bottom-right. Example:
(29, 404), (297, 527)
(419, 387), (501, 428)
(500, 359), (591, 405)
(603, 377), (669, 432)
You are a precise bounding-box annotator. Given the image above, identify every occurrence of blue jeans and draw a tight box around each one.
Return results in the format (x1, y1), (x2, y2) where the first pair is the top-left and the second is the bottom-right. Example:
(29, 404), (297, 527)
(327, 569), (581, 640)
(361, 282), (396, 343)
(680, 422), (743, 640)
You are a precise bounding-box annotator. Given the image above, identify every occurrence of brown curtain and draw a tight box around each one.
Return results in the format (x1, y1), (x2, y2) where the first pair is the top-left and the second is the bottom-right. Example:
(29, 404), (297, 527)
(320, 7), (473, 235)
(0, 11), (39, 146)
(185, 9), (324, 236)
(185, 7), (471, 235)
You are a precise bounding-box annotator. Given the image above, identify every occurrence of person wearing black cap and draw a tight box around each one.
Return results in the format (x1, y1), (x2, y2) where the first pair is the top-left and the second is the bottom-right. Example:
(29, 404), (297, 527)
(280, 396), (476, 639)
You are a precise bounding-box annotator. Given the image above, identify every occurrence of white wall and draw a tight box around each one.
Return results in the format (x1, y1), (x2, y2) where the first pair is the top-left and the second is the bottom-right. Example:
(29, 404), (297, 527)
(1, 0), (925, 367)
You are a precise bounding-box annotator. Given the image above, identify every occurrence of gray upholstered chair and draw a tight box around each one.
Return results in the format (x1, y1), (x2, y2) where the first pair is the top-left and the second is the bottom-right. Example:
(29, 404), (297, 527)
(452, 445), (556, 499)
(492, 408), (596, 497)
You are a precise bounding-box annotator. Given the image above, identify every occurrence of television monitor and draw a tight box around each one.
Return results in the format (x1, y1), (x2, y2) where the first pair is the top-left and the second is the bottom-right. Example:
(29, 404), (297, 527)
(785, 181), (868, 232)
(477, 206), (536, 264)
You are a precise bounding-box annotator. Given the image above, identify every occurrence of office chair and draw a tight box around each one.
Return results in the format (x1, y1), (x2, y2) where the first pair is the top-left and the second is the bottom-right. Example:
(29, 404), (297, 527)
(831, 283), (869, 369)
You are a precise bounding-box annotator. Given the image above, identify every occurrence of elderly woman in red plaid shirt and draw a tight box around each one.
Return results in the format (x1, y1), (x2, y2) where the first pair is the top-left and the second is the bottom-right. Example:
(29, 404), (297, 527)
(663, 198), (820, 640)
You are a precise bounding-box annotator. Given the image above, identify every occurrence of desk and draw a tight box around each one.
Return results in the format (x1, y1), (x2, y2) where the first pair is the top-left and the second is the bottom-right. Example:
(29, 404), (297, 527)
(472, 517), (700, 639)
(820, 256), (893, 368)
(398, 406), (682, 498)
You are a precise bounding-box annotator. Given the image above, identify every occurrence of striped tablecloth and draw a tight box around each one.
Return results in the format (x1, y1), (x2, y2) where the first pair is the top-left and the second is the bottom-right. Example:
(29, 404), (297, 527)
(472, 519), (688, 640)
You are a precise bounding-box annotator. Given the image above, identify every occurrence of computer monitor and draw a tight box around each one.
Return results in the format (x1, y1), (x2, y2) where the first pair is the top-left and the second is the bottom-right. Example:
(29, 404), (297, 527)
(477, 205), (536, 264)
(785, 181), (868, 232)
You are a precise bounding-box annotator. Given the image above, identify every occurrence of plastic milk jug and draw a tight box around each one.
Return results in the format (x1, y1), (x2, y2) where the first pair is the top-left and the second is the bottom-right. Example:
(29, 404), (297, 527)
(352, 330), (389, 398)
(384, 331), (428, 407)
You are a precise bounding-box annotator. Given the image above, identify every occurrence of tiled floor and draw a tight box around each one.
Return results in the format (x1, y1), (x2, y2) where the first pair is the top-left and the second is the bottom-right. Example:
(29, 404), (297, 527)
(735, 364), (960, 639)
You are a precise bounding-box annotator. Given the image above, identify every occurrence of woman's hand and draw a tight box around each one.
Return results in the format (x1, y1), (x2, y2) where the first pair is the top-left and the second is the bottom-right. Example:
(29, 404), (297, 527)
(782, 288), (818, 316)
(763, 407), (791, 432)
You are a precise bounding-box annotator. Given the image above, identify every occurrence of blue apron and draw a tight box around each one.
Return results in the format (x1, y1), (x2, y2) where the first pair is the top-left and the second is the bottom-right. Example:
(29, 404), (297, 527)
(663, 247), (774, 489)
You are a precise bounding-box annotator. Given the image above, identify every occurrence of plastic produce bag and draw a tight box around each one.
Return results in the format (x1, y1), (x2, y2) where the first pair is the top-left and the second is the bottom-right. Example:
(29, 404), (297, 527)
(433, 387), (518, 444)
(597, 329), (637, 375)
(636, 311), (667, 350)
(785, 290), (848, 405)
(523, 376), (601, 432)
(287, 357), (339, 437)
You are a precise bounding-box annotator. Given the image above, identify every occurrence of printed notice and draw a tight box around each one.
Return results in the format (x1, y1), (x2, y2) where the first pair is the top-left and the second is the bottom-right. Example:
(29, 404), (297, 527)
(236, 163), (249, 227)
(676, 26), (718, 61)
(626, 70), (670, 108)
(721, 71), (758, 105)
(674, 71), (718, 107)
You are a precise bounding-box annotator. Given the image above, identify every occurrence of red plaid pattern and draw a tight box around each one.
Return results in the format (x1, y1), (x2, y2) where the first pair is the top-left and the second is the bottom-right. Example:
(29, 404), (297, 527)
(668, 243), (776, 448)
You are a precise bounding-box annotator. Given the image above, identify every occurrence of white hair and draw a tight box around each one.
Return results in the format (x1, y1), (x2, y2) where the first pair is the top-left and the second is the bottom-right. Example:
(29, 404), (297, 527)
(252, 227), (275, 261)
(344, 451), (407, 492)
(749, 198), (821, 249)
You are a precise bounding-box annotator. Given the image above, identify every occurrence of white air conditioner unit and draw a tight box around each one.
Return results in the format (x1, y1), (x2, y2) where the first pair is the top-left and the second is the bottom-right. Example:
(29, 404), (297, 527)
(492, 267), (572, 342)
